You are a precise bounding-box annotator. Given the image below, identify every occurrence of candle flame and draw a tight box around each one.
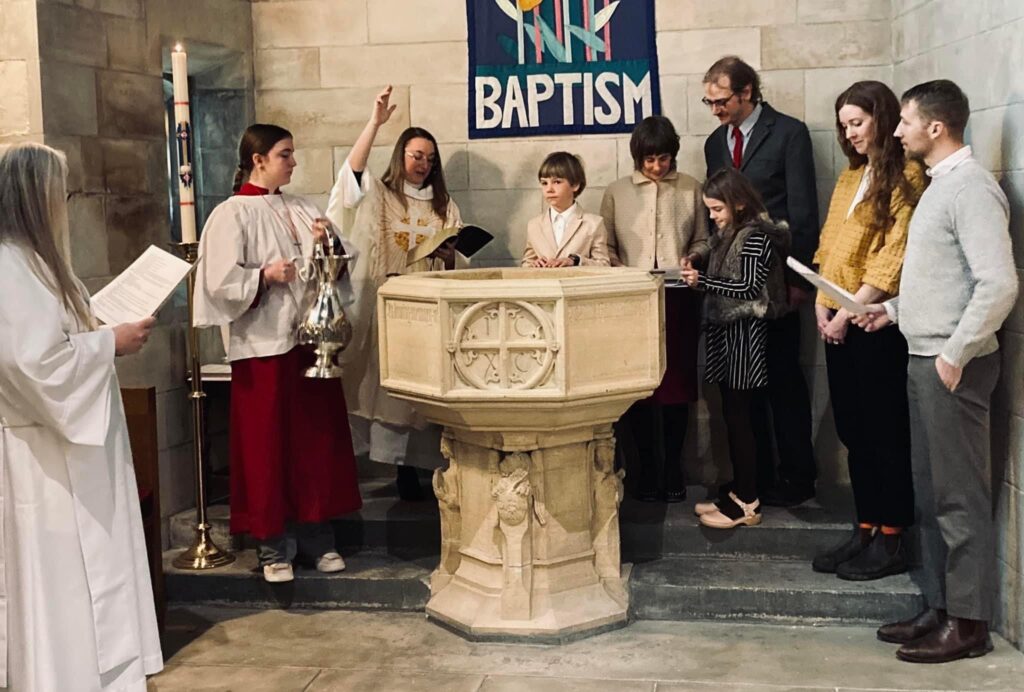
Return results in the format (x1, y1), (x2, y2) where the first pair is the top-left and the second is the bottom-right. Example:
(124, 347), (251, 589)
(174, 43), (183, 52)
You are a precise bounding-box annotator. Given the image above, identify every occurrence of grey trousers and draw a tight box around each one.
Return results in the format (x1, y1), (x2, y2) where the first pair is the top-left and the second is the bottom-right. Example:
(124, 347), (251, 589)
(907, 352), (999, 621)
(257, 521), (336, 566)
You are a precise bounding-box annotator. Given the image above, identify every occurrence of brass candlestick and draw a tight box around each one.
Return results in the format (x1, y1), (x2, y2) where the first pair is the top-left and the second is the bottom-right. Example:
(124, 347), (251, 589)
(171, 241), (234, 570)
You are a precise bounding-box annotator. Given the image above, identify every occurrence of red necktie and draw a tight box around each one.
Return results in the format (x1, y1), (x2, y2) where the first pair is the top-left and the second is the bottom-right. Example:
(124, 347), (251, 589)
(732, 127), (744, 169)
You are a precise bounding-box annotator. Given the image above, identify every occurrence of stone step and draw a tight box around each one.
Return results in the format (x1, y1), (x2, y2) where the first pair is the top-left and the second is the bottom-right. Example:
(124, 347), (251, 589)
(619, 492), (855, 561)
(171, 481), (860, 562)
(164, 549), (431, 611)
(629, 555), (924, 625)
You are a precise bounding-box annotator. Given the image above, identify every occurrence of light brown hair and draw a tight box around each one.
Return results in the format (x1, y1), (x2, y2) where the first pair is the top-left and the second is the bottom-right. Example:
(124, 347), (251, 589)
(0, 143), (92, 328)
(538, 151), (586, 197)
(381, 127), (451, 220)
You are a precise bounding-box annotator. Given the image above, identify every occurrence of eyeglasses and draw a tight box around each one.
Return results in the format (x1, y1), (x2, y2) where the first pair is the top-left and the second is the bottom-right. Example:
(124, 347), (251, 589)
(701, 92), (738, 109)
(405, 150), (437, 165)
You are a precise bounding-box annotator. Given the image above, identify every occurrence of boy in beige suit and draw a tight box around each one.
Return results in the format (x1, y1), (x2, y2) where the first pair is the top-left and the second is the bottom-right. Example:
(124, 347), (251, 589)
(522, 152), (610, 268)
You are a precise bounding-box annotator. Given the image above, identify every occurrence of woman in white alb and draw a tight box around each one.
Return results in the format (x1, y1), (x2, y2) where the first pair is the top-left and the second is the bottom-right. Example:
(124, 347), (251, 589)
(327, 85), (464, 500)
(0, 143), (162, 691)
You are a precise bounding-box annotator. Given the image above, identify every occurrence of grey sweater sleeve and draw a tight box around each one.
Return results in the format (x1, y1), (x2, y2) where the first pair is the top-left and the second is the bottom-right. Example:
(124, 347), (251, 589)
(942, 184), (1019, 367)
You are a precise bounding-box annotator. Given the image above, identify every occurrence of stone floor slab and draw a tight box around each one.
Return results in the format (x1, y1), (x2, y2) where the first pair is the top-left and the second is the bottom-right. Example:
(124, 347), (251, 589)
(306, 669), (484, 691)
(147, 664), (319, 691)
(657, 685), (834, 692)
(480, 675), (655, 691)
(163, 607), (1024, 691)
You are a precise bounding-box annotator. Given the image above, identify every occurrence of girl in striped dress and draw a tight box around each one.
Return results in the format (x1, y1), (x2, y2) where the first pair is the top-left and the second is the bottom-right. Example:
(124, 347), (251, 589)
(680, 168), (790, 529)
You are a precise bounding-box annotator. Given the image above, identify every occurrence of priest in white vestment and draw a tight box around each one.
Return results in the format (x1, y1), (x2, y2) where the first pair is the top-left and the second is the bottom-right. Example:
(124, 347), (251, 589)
(0, 143), (163, 691)
(327, 85), (465, 500)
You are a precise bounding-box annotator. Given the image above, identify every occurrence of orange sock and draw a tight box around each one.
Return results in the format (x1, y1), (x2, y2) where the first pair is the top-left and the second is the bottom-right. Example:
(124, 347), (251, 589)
(880, 525), (903, 535)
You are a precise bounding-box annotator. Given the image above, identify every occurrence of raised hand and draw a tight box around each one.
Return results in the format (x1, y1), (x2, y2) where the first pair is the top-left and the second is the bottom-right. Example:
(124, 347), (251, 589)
(371, 85), (397, 127)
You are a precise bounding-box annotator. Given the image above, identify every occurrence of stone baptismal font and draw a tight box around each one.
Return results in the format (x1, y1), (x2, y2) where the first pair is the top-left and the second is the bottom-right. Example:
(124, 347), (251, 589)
(378, 267), (664, 640)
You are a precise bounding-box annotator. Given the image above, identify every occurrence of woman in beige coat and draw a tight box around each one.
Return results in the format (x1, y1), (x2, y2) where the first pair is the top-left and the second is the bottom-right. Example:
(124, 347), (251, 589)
(600, 116), (708, 502)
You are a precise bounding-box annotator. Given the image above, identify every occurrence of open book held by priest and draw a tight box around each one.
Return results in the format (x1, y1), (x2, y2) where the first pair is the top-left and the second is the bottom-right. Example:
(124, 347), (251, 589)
(406, 225), (493, 266)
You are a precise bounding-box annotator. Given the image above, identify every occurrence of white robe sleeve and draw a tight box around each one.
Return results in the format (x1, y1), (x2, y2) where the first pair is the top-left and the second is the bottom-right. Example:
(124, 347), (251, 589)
(193, 201), (262, 327)
(0, 247), (114, 447)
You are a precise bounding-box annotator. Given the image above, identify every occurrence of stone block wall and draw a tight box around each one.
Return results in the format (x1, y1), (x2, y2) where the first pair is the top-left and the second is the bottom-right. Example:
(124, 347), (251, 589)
(892, 0), (1024, 650)
(0, 0), (42, 146)
(253, 0), (893, 486)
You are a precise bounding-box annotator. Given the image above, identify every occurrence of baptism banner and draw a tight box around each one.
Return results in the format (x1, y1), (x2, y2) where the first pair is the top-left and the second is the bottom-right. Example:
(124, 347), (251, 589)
(468, 0), (661, 139)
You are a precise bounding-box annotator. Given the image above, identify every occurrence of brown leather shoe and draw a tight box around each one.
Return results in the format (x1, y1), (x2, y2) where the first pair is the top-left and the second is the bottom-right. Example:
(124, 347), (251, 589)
(896, 616), (993, 663)
(878, 608), (946, 643)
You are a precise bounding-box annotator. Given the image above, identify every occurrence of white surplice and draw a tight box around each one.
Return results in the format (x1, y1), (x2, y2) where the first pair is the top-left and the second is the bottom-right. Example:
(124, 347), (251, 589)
(193, 193), (347, 361)
(0, 243), (162, 691)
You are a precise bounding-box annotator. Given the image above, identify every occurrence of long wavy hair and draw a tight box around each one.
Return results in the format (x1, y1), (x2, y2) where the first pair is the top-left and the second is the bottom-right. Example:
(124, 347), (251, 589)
(835, 81), (923, 236)
(0, 143), (92, 328)
(381, 127), (450, 220)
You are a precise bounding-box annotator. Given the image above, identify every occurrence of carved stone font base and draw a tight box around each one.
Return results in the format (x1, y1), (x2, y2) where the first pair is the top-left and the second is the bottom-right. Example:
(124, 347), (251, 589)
(428, 427), (628, 639)
(378, 268), (664, 641)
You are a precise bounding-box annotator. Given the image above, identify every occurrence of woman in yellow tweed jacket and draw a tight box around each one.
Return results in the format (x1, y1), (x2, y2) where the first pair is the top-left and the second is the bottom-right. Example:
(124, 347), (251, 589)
(812, 81), (927, 582)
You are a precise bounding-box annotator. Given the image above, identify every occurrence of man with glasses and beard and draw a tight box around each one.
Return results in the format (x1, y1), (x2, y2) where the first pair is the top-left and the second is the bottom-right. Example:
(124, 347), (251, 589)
(702, 55), (820, 509)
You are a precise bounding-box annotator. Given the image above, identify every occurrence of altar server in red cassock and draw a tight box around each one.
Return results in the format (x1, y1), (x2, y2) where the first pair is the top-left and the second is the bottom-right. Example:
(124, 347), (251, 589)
(194, 124), (361, 583)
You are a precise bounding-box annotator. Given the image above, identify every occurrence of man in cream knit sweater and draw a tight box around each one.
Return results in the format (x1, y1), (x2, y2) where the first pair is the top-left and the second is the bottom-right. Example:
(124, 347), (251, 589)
(857, 80), (1018, 664)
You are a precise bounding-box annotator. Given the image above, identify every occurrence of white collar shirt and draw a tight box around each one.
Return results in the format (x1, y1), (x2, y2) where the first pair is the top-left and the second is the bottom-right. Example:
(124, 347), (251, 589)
(549, 203), (578, 246)
(926, 145), (973, 178)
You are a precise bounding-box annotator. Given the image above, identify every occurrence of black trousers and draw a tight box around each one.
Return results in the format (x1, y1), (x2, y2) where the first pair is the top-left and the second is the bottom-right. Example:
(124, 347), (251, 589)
(721, 386), (761, 503)
(752, 310), (817, 489)
(825, 325), (914, 527)
(625, 402), (689, 493)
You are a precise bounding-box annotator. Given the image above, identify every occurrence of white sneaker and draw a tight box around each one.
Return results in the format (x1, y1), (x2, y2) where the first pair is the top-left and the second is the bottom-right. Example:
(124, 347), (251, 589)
(316, 551), (346, 573)
(262, 562), (294, 583)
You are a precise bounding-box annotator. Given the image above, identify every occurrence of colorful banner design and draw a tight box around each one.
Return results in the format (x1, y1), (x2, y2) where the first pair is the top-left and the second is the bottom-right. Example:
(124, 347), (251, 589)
(468, 0), (661, 139)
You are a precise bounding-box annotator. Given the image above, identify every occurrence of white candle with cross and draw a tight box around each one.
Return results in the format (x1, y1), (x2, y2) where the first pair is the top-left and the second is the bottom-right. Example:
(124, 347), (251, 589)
(171, 44), (197, 243)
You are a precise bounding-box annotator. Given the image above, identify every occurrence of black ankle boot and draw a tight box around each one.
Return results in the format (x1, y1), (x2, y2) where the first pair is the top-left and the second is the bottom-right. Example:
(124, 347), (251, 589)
(812, 525), (875, 573)
(836, 531), (908, 581)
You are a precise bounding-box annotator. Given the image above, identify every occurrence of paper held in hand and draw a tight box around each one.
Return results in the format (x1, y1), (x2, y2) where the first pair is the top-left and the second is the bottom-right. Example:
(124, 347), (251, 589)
(91, 245), (195, 325)
(786, 257), (868, 315)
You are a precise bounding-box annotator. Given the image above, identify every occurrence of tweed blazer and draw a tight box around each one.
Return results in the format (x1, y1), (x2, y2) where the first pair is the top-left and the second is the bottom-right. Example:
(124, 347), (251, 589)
(521, 206), (610, 267)
(813, 159), (926, 310)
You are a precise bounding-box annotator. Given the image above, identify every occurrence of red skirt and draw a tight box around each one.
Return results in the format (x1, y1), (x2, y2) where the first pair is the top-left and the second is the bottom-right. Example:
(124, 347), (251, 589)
(650, 287), (701, 405)
(229, 347), (362, 539)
